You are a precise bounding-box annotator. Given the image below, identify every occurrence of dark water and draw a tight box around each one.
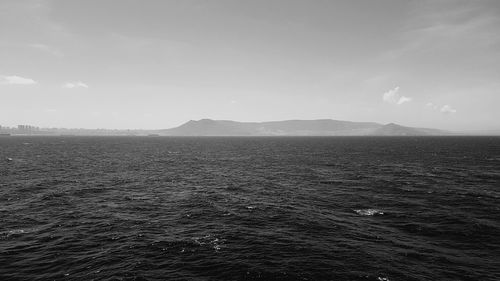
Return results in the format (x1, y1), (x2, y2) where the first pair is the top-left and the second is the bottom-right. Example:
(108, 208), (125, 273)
(1, 136), (499, 281)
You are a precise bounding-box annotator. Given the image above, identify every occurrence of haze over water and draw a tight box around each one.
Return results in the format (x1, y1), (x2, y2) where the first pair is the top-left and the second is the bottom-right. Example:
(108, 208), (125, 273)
(1, 136), (499, 280)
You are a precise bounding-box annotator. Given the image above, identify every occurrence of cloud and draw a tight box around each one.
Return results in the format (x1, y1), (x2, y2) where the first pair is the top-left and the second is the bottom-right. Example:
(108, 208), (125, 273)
(0, 75), (37, 85)
(440, 104), (457, 114)
(426, 102), (441, 110)
(382, 86), (412, 105)
(397, 96), (412, 105)
(382, 86), (400, 103)
(426, 102), (457, 114)
(62, 81), (89, 89)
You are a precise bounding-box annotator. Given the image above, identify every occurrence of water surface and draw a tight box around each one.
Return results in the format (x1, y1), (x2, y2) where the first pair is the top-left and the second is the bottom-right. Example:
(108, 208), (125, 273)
(1, 136), (499, 280)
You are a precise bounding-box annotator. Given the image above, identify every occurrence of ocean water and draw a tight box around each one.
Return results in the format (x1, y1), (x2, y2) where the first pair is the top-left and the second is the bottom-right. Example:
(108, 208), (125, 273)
(1, 136), (499, 281)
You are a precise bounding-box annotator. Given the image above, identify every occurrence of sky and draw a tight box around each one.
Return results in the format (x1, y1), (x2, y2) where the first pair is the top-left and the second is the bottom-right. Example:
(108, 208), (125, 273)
(1, 0), (499, 130)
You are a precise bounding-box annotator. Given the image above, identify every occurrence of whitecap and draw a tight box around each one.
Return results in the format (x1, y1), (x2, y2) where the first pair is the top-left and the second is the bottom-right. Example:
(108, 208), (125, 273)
(354, 209), (384, 216)
(0, 229), (27, 237)
(193, 234), (224, 252)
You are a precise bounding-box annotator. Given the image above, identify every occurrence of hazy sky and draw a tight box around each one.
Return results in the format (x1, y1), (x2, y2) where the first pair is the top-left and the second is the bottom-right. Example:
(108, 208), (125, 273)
(1, 0), (499, 130)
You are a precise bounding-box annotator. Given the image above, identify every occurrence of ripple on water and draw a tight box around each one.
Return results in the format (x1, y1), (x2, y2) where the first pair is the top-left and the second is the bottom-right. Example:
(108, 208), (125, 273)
(0, 136), (499, 281)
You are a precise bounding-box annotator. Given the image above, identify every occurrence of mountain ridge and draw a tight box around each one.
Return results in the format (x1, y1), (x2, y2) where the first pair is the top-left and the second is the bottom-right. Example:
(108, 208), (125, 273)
(159, 119), (449, 136)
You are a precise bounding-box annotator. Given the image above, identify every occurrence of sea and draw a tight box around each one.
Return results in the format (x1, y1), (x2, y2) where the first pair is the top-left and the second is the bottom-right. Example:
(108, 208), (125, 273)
(1, 136), (499, 281)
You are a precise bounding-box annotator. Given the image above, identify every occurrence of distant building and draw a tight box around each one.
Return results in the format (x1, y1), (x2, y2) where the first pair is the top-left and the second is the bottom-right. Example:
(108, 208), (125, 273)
(17, 125), (39, 134)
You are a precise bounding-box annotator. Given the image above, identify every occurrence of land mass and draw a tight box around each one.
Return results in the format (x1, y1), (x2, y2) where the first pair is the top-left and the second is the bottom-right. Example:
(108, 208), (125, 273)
(158, 119), (449, 136)
(2, 119), (481, 136)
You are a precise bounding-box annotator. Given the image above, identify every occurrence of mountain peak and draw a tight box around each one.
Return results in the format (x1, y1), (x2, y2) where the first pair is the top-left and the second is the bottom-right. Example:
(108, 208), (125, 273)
(373, 123), (425, 136)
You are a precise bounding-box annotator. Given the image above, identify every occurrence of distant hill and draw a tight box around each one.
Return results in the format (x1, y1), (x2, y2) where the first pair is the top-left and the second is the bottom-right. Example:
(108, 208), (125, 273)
(159, 119), (448, 136)
(371, 123), (446, 136)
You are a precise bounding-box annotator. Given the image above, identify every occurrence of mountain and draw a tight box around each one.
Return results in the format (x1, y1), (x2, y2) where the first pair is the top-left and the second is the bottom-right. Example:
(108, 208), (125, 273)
(371, 123), (445, 136)
(159, 119), (448, 136)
